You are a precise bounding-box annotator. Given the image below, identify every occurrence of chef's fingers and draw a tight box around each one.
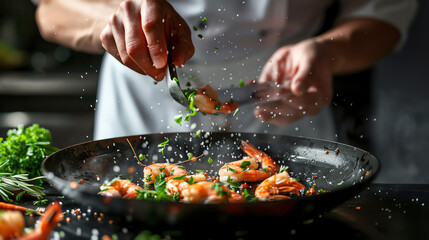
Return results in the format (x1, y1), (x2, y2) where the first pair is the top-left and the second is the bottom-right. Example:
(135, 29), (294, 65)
(281, 91), (330, 116)
(100, 25), (121, 61)
(254, 90), (332, 125)
(141, 0), (168, 70)
(107, 13), (145, 75)
(290, 58), (314, 96)
(253, 86), (292, 101)
(122, 1), (164, 80)
(168, 7), (194, 67)
(259, 56), (286, 85)
(259, 47), (293, 85)
(253, 101), (304, 125)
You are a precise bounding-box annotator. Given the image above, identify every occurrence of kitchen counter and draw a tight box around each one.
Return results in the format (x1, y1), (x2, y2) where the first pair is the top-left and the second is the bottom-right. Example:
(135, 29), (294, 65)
(22, 183), (429, 240)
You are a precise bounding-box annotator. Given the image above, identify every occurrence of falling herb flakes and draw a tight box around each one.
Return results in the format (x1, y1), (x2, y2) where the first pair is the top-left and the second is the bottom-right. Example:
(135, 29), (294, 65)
(239, 79), (245, 87)
(174, 115), (183, 126)
(139, 154), (146, 161)
(158, 139), (170, 156)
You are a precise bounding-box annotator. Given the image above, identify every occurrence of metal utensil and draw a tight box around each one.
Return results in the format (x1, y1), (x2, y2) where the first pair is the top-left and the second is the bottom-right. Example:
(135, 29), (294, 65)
(217, 83), (292, 106)
(166, 56), (190, 108)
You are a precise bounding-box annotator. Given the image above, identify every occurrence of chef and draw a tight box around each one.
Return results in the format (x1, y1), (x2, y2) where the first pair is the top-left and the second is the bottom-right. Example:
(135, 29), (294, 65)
(35, 0), (416, 141)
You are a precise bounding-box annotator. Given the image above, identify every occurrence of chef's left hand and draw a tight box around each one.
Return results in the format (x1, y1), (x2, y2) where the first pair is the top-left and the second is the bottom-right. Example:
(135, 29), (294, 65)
(254, 38), (334, 125)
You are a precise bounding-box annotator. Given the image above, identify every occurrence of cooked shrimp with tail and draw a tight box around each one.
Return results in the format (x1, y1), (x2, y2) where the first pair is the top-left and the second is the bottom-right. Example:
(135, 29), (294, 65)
(144, 163), (187, 184)
(219, 140), (280, 183)
(193, 85), (238, 114)
(99, 179), (143, 199)
(182, 181), (245, 203)
(255, 171), (305, 201)
(166, 172), (208, 198)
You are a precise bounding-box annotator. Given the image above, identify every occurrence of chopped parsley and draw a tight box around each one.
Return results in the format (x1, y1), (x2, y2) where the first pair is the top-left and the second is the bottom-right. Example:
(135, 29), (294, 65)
(214, 102), (221, 110)
(208, 157), (213, 164)
(233, 108), (240, 116)
(145, 173), (153, 183)
(158, 139), (169, 156)
(185, 176), (195, 185)
(211, 182), (230, 197)
(239, 79), (245, 87)
(240, 161), (251, 171)
(226, 165), (237, 173)
(197, 34), (203, 39)
(174, 115), (183, 125)
(136, 172), (179, 202)
(139, 154), (146, 161)
(172, 174), (186, 180)
(242, 188), (251, 198)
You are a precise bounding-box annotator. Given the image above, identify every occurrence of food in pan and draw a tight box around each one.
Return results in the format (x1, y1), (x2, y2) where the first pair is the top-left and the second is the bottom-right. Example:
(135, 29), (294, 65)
(182, 181), (246, 203)
(218, 140), (280, 183)
(99, 140), (305, 203)
(255, 171), (305, 201)
(143, 163), (187, 184)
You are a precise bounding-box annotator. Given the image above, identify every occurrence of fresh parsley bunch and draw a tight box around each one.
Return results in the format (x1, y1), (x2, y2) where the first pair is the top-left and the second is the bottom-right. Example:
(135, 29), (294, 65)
(0, 124), (58, 186)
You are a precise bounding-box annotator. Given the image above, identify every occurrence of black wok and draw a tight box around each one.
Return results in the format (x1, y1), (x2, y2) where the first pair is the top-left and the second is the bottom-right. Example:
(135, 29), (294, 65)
(42, 132), (379, 230)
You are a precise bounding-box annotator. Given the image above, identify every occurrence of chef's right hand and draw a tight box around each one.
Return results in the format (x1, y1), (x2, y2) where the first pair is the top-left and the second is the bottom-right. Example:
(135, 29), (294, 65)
(100, 0), (194, 80)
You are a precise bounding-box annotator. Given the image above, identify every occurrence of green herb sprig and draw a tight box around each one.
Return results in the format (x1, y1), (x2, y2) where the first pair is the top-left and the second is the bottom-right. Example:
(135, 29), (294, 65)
(0, 173), (46, 202)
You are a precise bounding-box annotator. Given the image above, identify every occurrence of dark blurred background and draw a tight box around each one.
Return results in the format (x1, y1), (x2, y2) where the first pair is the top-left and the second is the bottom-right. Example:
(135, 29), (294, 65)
(0, 0), (102, 148)
(0, 0), (428, 182)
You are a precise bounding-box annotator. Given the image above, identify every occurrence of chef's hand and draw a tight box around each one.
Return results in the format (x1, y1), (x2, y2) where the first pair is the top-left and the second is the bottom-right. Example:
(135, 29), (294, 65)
(254, 39), (333, 125)
(100, 0), (194, 80)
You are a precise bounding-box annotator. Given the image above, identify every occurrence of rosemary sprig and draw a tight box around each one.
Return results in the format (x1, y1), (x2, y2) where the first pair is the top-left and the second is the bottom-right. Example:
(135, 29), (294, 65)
(0, 173), (46, 202)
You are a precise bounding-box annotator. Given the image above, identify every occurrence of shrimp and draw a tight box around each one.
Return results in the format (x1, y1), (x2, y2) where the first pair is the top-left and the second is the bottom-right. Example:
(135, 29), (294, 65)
(19, 201), (63, 240)
(219, 140), (280, 183)
(99, 179), (143, 199)
(0, 210), (25, 239)
(255, 171), (305, 201)
(166, 172), (208, 198)
(182, 181), (245, 203)
(144, 163), (187, 184)
(193, 85), (238, 114)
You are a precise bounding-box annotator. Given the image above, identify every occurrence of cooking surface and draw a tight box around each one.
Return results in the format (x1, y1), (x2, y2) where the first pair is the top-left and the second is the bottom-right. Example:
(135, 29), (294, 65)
(20, 183), (429, 239)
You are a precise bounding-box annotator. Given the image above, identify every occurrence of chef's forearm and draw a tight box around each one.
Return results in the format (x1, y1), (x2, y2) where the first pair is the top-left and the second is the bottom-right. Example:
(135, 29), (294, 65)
(314, 18), (401, 75)
(36, 0), (122, 54)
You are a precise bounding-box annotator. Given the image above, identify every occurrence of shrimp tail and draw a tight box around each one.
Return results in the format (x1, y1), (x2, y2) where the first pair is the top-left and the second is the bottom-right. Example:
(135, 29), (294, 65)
(123, 191), (138, 199)
(19, 201), (63, 240)
(241, 140), (280, 173)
